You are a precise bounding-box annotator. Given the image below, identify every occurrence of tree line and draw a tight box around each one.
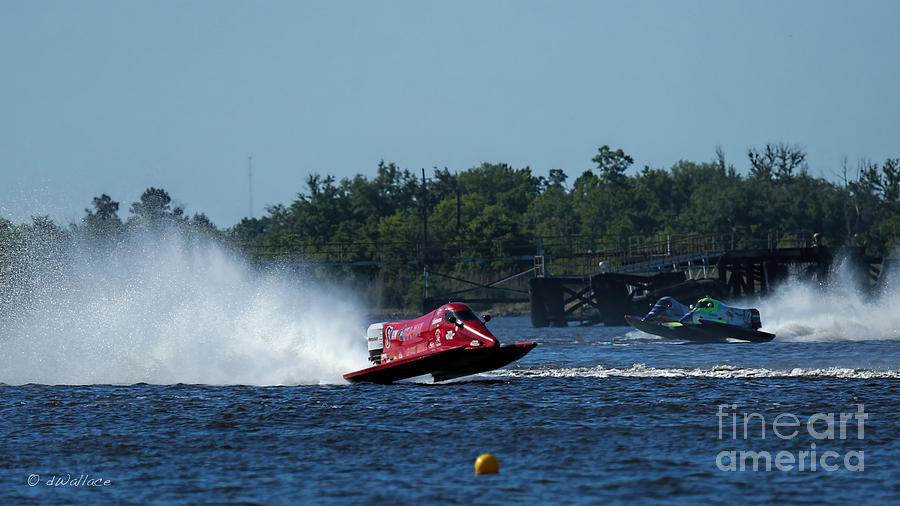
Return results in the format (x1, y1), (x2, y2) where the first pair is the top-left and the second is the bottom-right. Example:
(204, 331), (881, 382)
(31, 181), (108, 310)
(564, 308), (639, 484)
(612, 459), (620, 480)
(231, 144), (899, 255)
(2, 144), (898, 309)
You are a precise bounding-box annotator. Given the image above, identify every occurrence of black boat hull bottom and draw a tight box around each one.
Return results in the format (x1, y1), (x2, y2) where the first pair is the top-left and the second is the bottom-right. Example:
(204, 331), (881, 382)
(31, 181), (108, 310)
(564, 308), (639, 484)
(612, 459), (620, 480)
(625, 316), (775, 343)
(344, 343), (537, 384)
(432, 342), (537, 382)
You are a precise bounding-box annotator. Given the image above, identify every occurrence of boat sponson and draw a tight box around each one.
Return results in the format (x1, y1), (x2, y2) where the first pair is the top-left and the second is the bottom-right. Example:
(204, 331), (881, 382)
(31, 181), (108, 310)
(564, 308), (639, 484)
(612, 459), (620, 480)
(342, 342), (536, 384)
(431, 342), (537, 382)
(696, 320), (775, 343)
(624, 315), (775, 343)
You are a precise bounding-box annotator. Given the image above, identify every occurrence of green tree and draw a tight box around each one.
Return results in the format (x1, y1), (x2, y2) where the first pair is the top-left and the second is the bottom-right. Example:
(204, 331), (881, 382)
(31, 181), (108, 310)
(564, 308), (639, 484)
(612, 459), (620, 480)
(526, 185), (575, 237)
(747, 143), (807, 181)
(592, 145), (634, 185)
(0, 218), (21, 280)
(189, 213), (221, 238)
(82, 194), (123, 239)
(544, 168), (568, 189)
(129, 187), (184, 225)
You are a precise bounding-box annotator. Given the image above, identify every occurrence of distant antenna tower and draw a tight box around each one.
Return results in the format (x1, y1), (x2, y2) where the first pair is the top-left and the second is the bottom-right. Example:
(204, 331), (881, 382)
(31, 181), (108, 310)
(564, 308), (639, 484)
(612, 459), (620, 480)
(248, 155), (254, 218)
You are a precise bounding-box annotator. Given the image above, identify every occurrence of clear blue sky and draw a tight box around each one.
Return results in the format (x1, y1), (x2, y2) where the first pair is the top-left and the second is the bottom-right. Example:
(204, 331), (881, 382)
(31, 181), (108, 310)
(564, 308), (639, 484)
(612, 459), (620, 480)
(2, 0), (898, 228)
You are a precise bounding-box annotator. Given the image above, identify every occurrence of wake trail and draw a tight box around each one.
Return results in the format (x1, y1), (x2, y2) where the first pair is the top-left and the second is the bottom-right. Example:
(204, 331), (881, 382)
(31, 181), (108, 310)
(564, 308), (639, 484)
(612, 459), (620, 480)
(489, 363), (900, 380)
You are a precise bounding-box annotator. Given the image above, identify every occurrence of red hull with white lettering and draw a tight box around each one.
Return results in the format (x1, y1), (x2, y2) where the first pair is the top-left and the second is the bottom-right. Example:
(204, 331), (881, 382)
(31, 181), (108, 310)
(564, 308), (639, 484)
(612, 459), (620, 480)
(344, 302), (536, 384)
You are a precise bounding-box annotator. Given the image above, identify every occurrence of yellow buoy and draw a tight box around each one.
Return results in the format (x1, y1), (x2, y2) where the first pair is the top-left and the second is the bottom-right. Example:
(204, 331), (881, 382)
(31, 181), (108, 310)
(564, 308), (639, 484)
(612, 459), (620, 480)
(474, 453), (499, 475)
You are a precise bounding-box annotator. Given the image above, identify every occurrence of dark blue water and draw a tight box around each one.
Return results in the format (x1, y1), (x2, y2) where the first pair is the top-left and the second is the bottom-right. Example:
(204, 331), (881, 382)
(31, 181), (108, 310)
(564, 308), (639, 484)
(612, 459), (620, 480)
(3, 318), (900, 504)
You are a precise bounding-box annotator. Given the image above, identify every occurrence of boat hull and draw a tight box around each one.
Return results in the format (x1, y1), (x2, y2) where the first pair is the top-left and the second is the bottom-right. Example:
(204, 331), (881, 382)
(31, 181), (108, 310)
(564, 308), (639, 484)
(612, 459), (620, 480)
(343, 342), (537, 384)
(624, 315), (775, 343)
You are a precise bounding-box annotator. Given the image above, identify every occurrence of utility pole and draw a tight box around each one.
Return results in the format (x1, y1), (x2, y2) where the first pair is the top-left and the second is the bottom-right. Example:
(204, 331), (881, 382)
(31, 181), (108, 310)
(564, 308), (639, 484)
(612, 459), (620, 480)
(421, 168), (428, 247)
(421, 168), (428, 305)
(248, 155), (254, 218)
(456, 183), (461, 240)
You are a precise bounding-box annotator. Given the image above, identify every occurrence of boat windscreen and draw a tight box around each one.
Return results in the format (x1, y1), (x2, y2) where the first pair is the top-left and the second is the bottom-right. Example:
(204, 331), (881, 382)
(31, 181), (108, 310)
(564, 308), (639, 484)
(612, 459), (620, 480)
(446, 309), (479, 322)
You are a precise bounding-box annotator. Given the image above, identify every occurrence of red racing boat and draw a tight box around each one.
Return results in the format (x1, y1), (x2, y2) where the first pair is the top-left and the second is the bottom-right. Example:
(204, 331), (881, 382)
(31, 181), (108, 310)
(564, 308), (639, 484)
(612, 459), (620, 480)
(344, 302), (537, 384)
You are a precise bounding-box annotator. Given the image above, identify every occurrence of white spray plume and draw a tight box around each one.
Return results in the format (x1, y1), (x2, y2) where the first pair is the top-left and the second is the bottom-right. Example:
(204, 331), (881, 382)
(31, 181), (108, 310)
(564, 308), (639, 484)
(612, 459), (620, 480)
(0, 231), (369, 385)
(758, 254), (900, 342)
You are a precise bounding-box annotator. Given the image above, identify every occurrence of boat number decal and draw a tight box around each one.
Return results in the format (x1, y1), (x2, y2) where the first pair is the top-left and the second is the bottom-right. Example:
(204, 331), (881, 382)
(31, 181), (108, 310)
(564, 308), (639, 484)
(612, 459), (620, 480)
(384, 326), (392, 348)
(435, 329), (441, 342)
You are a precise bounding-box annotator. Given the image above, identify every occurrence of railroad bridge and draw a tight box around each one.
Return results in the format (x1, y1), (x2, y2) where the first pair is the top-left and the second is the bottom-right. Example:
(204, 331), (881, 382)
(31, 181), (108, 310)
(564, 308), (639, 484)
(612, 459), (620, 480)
(248, 233), (893, 327)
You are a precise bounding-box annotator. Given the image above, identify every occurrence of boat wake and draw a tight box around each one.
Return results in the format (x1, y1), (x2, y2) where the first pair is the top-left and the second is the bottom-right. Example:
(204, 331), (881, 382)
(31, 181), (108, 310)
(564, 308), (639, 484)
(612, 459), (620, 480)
(0, 231), (368, 386)
(489, 363), (900, 379)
